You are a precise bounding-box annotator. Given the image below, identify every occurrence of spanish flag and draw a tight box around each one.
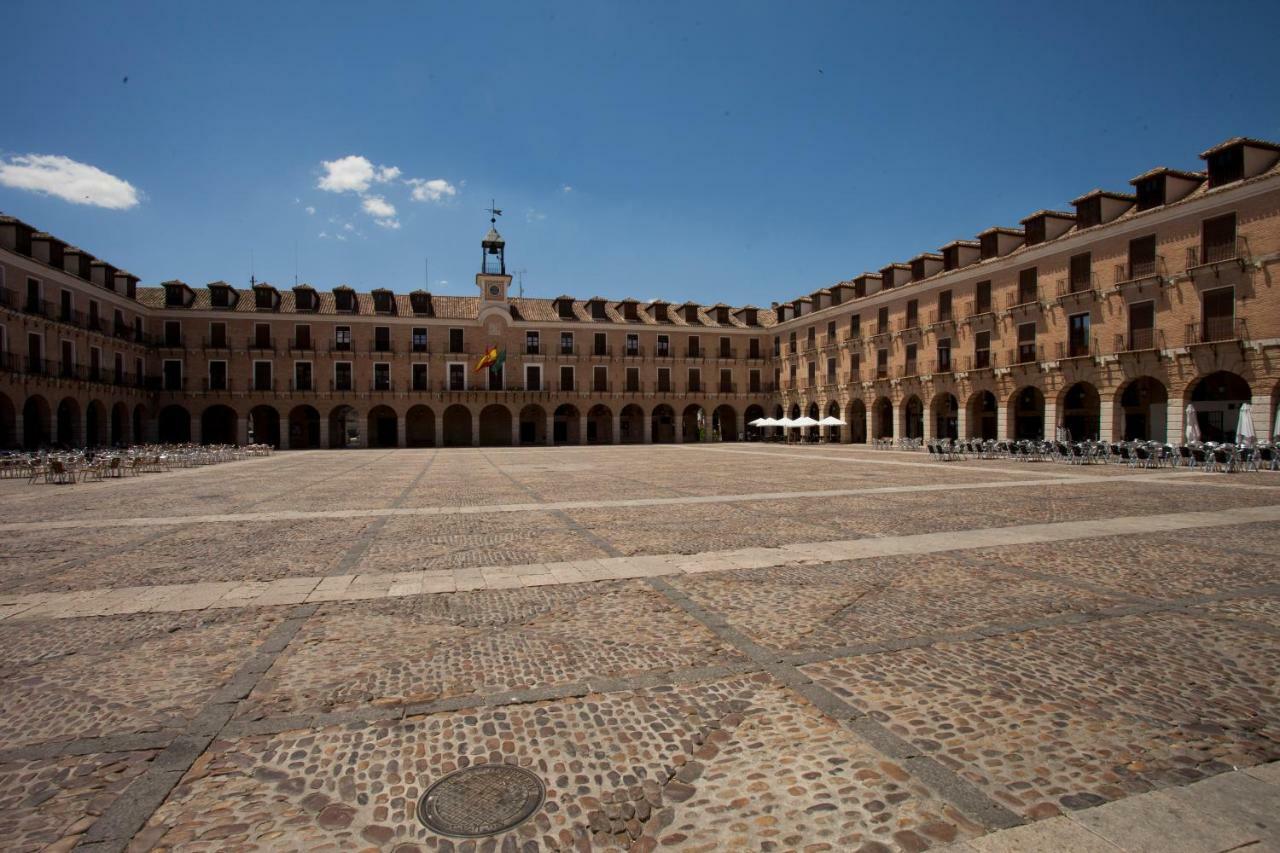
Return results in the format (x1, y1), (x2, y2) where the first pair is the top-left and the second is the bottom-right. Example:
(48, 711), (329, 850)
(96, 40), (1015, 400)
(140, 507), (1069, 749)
(474, 345), (499, 372)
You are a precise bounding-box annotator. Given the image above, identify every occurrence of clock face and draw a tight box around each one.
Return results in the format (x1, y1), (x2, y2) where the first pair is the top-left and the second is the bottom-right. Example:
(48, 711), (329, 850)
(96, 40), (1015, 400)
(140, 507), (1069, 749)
(488, 285), (500, 296)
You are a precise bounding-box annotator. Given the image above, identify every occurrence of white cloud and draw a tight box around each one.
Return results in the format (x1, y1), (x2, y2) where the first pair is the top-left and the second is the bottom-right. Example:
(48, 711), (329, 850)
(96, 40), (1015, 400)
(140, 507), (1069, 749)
(0, 154), (140, 209)
(305, 205), (316, 215)
(406, 177), (457, 203)
(317, 155), (401, 194)
(342, 222), (353, 231)
(526, 208), (547, 222)
(375, 218), (400, 230)
(561, 184), (573, 193)
(361, 195), (396, 218)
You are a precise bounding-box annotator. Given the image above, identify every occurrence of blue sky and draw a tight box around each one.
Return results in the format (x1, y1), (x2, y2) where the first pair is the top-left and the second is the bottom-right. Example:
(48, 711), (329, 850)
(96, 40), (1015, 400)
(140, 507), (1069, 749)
(2, 1), (1278, 307)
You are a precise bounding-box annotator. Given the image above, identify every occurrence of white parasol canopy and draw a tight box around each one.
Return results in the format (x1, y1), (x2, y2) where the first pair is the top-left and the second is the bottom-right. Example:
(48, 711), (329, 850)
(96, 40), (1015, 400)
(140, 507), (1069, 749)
(748, 417), (772, 427)
(1237, 403), (1256, 446)
(1185, 404), (1201, 444)
(791, 416), (819, 429)
(1274, 405), (1280, 441)
(818, 416), (846, 427)
(775, 417), (795, 428)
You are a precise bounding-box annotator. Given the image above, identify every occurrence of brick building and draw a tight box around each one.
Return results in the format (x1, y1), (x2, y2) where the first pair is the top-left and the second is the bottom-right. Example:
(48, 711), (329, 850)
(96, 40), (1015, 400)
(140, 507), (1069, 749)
(1, 135), (1278, 449)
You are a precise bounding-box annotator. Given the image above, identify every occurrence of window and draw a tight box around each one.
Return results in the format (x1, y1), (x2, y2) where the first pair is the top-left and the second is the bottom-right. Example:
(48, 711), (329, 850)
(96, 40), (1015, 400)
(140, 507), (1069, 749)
(253, 360), (273, 391)
(807, 362), (816, 386)
(904, 343), (918, 374)
(335, 362), (353, 391)
(687, 368), (701, 392)
(293, 361), (311, 391)
(114, 353), (124, 384)
(625, 366), (640, 392)
(975, 281), (991, 314)
(373, 362), (391, 391)
(720, 368), (733, 393)
(937, 290), (952, 322)
(789, 364), (797, 385)
(1069, 253), (1092, 293)
(876, 348), (888, 378)
(594, 332), (607, 356)
(849, 314), (861, 338)
(657, 367), (671, 392)
(806, 327), (816, 347)
(773, 335), (781, 357)
(849, 352), (861, 380)
(163, 359), (183, 390)
(449, 363), (466, 390)
(749, 369), (761, 393)
(210, 286), (230, 308)
(1017, 268), (1038, 305)
(60, 290), (73, 322)
(1134, 176), (1163, 211)
(254, 322), (271, 349)
(1128, 236), (1157, 279)
(88, 300), (99, 330)
(1017, 322), (1037, 363)
(209, 322), (227, 348)
(559, 365), (574, 391)
(626, 333), (639, 356)
(449, 328), (464, 353)
(134, 356), (143, 387)
(720, 336), (732, 358)
(1068, 313), (1090, 357)
(412, 328), (428, 352)
(1201, 286), (1235, 342)
(974, 331), (991, 369)
(877, 307), (889, 334)
(295, 324), (312, 350)
(209, 360), (229, 391)
(905, 300), (918, 329)
(936, 338), (951, 372)
(164, 321), (182, 347)
(526, 331), (540, 354)
(826, 321), (835, 341)
(1128, 301), (1154, 351)
(593, 365), (608, 392)
(687, 336), (700, 358)
(164, 285), (183, 307)
(1206, 145), (1244, 187)
(61, 339), (74, 377)
(374, 326), (391, 352)
(1202, 213), (1237, 264)
(255, 288), (274, 309)
(525, 364), (541, 391)
(826, 357), (836, 383)
(335, 326), (352, 351)
(89, 345), (101, 380)
(657, 334), (670, 357)
(788, 331), (797, 353)
(412, 363), (429, 391)
(560, 332), (574, 355)
(748, 338), (760, 359)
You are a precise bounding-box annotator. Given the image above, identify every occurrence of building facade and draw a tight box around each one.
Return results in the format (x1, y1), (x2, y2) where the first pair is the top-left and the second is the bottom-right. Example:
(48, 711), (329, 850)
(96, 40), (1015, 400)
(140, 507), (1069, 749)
(1, 136), (1278, 450)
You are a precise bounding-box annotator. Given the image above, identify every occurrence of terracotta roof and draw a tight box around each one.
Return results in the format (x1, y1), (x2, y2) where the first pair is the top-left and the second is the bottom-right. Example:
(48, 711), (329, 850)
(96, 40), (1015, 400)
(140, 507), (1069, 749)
(910, 252), (943, 261)
(1019, 209), (1075, 223)
(1128, 166), (1206, 184)
(1199, 136), (1280, 158)
(1069, 188), (1136, 204)
(939, 239), (980, 250)
(977, 226), (1025, 237)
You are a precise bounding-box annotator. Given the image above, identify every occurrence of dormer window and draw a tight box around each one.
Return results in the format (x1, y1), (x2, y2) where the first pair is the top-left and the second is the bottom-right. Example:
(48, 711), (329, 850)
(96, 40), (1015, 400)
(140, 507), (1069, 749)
(294, 288), (316, 311)
(372, 290), (395, 314)
(164, 284), (185, 307)
(557, 298), (575, 320)
(1134, 176), (1163, 211)
(210, 286), (230, 308)
(590, 300), (606, 320)
(1206, 145), (1245, 187)
(653, 303), (669, 322)
(1024, 218), (1045, 246)
(254, 288), (274, 310)
(410, 291), (432, 315)
(979, 232), (999, 260)
(716, 306), (729, 324)
(335, 288), (355, 312)
(621, 301), (638, 321)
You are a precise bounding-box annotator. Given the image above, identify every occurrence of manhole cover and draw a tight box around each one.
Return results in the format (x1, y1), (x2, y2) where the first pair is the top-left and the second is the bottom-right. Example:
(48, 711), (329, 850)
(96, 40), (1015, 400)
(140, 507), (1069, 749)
(417, 765), (545, 837)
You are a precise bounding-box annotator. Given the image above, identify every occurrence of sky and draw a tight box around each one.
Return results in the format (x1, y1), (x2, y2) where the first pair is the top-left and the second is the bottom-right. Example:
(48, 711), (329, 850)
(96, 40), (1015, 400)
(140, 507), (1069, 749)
(2, 1), (1278, 307)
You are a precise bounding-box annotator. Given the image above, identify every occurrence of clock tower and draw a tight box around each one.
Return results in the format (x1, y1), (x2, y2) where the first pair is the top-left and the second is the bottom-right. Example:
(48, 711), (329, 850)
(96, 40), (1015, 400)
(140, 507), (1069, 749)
(477, 203), (511, 304)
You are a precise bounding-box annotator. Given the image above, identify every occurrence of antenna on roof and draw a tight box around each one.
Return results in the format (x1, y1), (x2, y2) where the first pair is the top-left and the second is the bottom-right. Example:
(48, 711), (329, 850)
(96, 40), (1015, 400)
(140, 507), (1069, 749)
(425, 257), (429, 290)
(250, 250), (256, 288)
(515, 268), (527, 297)
(294, 241), (299, 287)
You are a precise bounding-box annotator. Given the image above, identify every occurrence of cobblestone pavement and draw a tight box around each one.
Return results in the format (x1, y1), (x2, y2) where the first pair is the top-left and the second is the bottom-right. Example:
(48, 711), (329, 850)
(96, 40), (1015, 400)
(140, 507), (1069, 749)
(0, 445), (1276, 852)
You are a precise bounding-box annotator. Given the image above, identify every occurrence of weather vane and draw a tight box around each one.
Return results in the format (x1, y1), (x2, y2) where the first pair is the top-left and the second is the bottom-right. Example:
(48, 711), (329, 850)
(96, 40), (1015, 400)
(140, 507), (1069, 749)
(486, 199), (503, 225)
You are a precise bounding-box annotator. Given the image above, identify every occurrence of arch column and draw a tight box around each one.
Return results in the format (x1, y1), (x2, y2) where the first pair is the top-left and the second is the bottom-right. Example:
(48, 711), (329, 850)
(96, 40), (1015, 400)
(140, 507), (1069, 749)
(1167, 399), (1185, 445)
(611, 412), (621, 445)
(643, 414), (652, 444)
(1044, 398), (1058, 441)
(510, 415), (521, 447)
(578, 413), (588, 445)
(892, 405), (903, 442)
(1098, 395), (1116, 444)
(279, 416), (291, 450)
(434, 412), (445, 448)
(922, 404), (934, 442)
(996, 402), (1009, 440)
(319, 418), (331, 449)
(956, 405), (968, 440)
(237, 417), (249, 446)
(1251, 392), (1271, 443)
(841, 405), (853, 443)
(191, 418), (203, 445)
(471, 411), (480, 447)
(545, 413), (555, 446)
(396, 415), (407, 448)
(673, 419), (684, 443)
(13, 412), (23, 448)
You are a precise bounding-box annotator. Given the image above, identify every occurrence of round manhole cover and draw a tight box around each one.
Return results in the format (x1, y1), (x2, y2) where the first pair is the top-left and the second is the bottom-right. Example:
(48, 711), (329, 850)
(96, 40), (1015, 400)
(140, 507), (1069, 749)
(417, 765), (545, 837)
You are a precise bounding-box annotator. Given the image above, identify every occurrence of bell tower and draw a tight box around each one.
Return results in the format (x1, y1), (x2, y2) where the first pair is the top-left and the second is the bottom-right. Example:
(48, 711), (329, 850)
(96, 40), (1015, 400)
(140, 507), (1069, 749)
(477, 201), (512, 304)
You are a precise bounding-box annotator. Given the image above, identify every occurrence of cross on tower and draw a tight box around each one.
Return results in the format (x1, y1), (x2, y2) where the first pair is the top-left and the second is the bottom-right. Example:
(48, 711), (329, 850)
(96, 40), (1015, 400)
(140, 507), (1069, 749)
(485, 200), (503, 225)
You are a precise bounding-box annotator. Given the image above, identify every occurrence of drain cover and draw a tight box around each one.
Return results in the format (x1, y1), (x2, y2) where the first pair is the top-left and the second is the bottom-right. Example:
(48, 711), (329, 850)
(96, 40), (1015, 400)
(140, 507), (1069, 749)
(417, 765), (545, 837)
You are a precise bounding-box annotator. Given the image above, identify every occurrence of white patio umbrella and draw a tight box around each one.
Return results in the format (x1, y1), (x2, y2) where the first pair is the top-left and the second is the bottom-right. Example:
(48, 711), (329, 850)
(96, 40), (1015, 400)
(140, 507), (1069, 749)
(792, 416), (819, 429)
(775, 417), (795, 428)
(1184, 404), (1200, 444)
(818, 416), (846, 427)
(748, 417), (772, 427)
(1237, 402), (1256, 446)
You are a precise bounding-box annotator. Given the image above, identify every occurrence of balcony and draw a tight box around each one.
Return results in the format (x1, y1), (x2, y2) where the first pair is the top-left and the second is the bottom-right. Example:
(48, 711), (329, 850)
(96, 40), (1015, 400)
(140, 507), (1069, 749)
(203, 378), (233, 392)
(1113, 257), (1168, 292)
(927, 309), (956, 329)
(371, 379), (395, 393)
(592, 345), (613, 357)
(869, 326), (892, 343)
(22, 297), (56, 320)
(965, 351), (996, 372)
(1185, 317), (1246, 345)
(247, 338), (276, 352)
(1114, 329), (1164, 353)
(655, 347), (672, 359)
(558, 381), (576, 392)
(901, 360), (919, 378)
(330, 342), (354, 353)
(1055, 339), (1097, 361)
(411, 342), (430, 354)
(159, 336), (186, 350)
(1187, 237), (1248, 272)
(1004, 291), (1041, 315)
(623, 344), (644, 358)
(558, 346), (578, 357)
(290, 378), (313, 392)
(592, 381), (612, 393)
(289, 338), (316, 352)
(203, 337), (231, 350)
(330, 379), (356, 393)
(928, 357), (953, 375)
(370, 343), (395, 354)
(1055, 273), (1099, 304)
(1007, 344), (1044, 366)
(897, 320), (922, 339)
(251, 379), (277, 392)
(964, 302), (996, 324)
(716, 347), (737, 360)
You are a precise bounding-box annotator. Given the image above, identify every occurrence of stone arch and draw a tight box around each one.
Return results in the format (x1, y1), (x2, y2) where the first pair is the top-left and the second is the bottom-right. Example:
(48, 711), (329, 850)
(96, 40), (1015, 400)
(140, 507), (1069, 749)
(619, 404), (645, 444)
(967, 391), (998, 440)
(872, 397), (893, 439)
(85, 399), (107, 447)
(586, 404), (612, 444)
(1010, 386), (1045, 441)
(0, 392), (16, 449)
(651, 404), (676, 444)
(713, 404), (737, 441)
(789, 403), (802, 420)
(902, 395), (924, 440)
(1116, 377), (1168, 442)
(1059, 382), (1100, 441)
(250, 404), (282, 447)
(443, 404), (473, 447)
(517, 404), (545, 446)
(1188, 370), (1251, 443)
(406, 405), (436, 447)
(56, 397), (82, 446)
(743, 404), (765, 440)
(479, 404), (513, 446)
(366, 404), (397, 448)
(289, 405), (322, 449)
(682, 404), (705, 443)
(133, 404), (147, 445)
(22, 395), (51, 449)
(201, 405), (238, 446)
(329, 405), (359, 448)
(110, 402), (129, 446)
(554, 404), (580, 445)
(158, 404), (191, 444)
(805, 402), (821, 441)
(846, 399), (867, 443)
(931, 392), (959, 441)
